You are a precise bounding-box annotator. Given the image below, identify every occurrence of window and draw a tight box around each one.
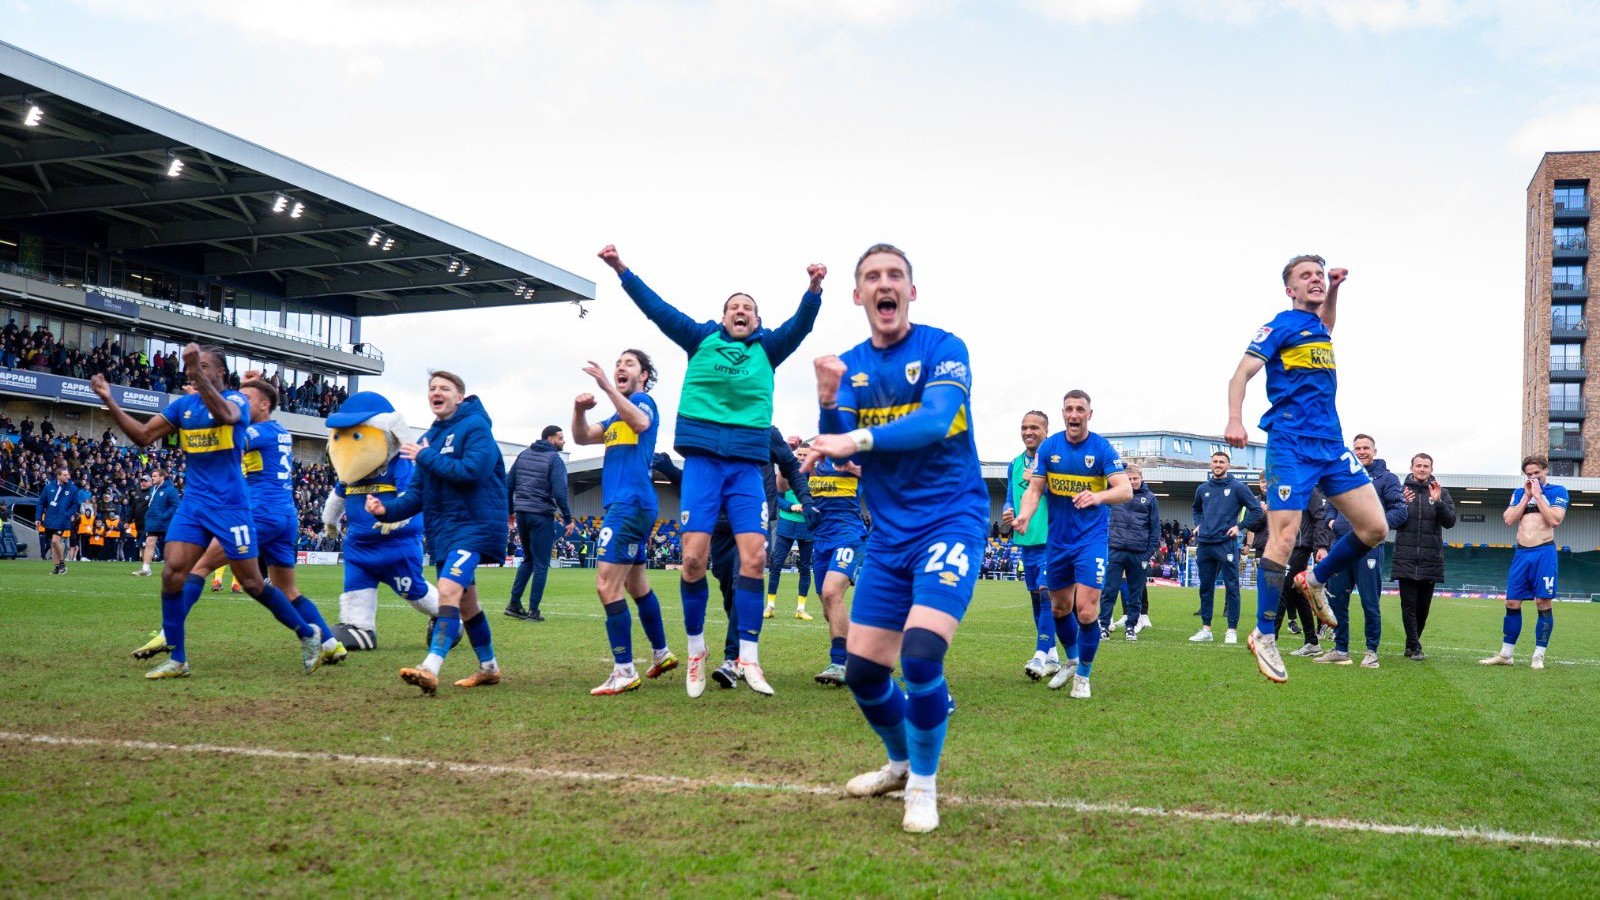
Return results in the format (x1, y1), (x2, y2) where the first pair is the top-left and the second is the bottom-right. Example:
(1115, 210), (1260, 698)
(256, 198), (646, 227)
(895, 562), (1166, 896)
(1550, 422), (1582, 452)
(1553, 303), (1585, 331)
(1553, 265), (1585, 291)
(1552, 381), (1583, 411)
(1139, 438), (1160, 453)
(1555, 183), (1588, 210)
(1554, 225), (1587, 252)
(1551, 343), (1583, 370)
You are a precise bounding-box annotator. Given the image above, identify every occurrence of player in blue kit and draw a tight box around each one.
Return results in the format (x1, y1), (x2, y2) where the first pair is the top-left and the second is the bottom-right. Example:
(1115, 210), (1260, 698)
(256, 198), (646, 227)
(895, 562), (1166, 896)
(571, 349), (679, 696)
(131, 377), (345, 668)
(1001, 411), (1061, 681)
(1224, 256), (1390, 684)
(799, 452), (867, 686)
(1481, 455), (1568, 669)
(1011, 390), (1133, 700)
(92, 345), (326, 679)
(807, 243), (988, 834)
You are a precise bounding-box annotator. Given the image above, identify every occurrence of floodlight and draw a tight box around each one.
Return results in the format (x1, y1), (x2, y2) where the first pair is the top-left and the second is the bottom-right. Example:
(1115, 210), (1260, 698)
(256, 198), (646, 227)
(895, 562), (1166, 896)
(23, 105), (42, 127)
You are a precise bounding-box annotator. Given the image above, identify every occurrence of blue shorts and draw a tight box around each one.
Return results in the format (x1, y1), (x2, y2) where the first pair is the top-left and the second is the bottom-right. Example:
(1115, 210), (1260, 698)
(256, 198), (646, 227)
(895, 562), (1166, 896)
(166, 502), (257, 561)
(253, 507), (298, 569)
(598, 504), (656, 566)
(1046, 540), (1108, 592)
(344, 539), (429, 599)
(811, 541), (865, 588)
(1507, 543), (1558, 600)
(1264, 434), (1372, 511)
(1019, 544), (1048, 591)
(850, 529), (984, 631)
(679, 456), (765, 535)
(435, 548), (482, 588)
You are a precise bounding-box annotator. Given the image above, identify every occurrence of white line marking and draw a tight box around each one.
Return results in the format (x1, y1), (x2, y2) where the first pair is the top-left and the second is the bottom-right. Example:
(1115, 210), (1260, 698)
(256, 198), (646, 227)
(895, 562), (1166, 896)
(1, 731), (1594, 851)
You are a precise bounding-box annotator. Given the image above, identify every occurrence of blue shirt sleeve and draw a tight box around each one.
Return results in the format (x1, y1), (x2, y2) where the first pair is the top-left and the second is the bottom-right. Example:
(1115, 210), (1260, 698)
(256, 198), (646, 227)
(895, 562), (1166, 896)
(619, 270), (712, 355)
(867, 382), (966, 454)
(1245, 317), (1286, 361)
(759, 290), (822, 367)
(159, 395), (186, 429)
(1098, 436), (1124, 477)
(1546, 485), (1570, 509)
(1509, 487), (1526, 509)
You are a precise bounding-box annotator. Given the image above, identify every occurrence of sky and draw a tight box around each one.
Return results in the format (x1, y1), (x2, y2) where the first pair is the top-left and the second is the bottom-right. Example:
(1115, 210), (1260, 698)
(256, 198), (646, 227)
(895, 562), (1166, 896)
(8, 0), (1600, 473)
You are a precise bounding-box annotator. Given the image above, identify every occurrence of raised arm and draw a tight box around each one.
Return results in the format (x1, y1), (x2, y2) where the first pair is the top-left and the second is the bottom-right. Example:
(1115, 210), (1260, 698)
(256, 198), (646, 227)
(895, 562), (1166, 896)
(1321, 268), (1347, 333)
(762, 264), (826, 367)
(571, 393), (605, 445)
(583, 360), (651, 435)
(1225, 354), (1267, 448)
(599, 245), (706, 353)
(90, 374), (175, 448)
(183, 343), (242, 425)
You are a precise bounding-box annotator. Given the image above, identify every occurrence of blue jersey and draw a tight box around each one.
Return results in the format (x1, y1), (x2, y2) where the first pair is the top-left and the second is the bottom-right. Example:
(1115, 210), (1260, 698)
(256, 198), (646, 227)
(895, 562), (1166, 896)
(1246, 308), (1341, 441)
(600, 392), (659, 511)
(833, 324), (987, 545)
(160, 391), (251, 508)
(242, 419), (296, 516)
(808, 457), (867, 548)
(1510, 482), (1570, 519)
(1035, 430), (1124, 547)
(339, 457), (424, 547)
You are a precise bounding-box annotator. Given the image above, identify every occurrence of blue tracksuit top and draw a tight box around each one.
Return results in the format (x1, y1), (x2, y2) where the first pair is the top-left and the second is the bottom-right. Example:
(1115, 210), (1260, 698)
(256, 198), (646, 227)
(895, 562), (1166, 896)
(1108, 484), (1162, 555)
(144, 481), (180, 531)
(37, 480), (81, 530)
(377, 395), (508, 562)
(1192, 474), (1264, 544)
(1330, 457), (1408, 537)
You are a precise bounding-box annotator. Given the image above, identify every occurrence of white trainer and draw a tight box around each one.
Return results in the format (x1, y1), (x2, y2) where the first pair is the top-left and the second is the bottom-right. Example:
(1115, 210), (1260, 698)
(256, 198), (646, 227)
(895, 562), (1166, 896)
(902, 787), (940, 833)
(1069, 674), (1091, 699)
(1478, 652), (1514, 667)
(1111, 615), (1127, 629)
(1531, 652), (1546, 670)
(738, 658), (774, 696)
(1023, 657), (1046, 681)
(1135, 614), (1152, 633)
(685, 652), (708, 698)
(1048, 666), (1073, 690)
(1042, 658), (1063, 678)
(1360, 650), (1380, 669)
(1189, 629), (1213, 642)
(1224, 629), (1238, 645)
(846, 763), (909, 797)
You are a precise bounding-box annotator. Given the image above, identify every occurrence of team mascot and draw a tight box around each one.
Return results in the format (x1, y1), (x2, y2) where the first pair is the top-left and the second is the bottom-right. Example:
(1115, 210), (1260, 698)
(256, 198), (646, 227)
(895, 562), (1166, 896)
(322, 392), (441, 650)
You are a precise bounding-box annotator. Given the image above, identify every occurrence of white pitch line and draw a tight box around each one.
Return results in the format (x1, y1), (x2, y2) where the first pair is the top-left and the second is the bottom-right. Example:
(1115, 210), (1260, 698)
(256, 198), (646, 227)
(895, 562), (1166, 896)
(1, 730), (1595, 851)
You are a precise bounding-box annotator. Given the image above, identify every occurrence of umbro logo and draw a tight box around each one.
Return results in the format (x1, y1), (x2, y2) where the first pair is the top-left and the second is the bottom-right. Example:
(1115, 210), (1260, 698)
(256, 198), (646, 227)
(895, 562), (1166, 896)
(715, 346), (752, 366)
(850, 372), (869, 387)
(1050, 455), (1060, 463)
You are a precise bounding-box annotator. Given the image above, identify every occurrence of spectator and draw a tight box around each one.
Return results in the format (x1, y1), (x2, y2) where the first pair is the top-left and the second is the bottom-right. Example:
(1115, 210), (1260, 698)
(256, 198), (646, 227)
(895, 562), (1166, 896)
(1100, 462), (1160, 640)
(505, 425), (574, 621)
(1391, 452), (1455, 661)
(1318, 434), (1408, 668)
(1189, 451), (1264, 645)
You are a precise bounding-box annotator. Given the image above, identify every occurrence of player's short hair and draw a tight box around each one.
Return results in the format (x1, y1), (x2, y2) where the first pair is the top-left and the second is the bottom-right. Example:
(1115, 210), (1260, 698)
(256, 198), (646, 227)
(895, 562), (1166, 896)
(241, 378), (278, 411)
(1125, 462), (1143, 475)
(1352, 433), (1375, 447)
(429, 370), (466, 394)
(1522, 454), (1549, 473)
(722, 293), (758, 316)
(1411, 452), (1433, 465)
(541, 425), (563, 440)
(1022, 409), (1049, 428)
(56, 466), (69, 476)
(1281, 254), (1326, 285)
(854, 243), (914, 283)
(1211, 450), (1230, 461)
(153, 468), (166, 477)
(193, 345), (228, 378)
(1063, 389), (1091, 406)
(622, 348), (658, 392)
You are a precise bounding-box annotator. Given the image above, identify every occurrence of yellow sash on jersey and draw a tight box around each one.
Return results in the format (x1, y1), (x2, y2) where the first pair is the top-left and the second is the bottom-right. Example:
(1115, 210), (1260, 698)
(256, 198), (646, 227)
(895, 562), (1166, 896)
(182, 425), (235, 454)
(1048, 472), (1107, 497)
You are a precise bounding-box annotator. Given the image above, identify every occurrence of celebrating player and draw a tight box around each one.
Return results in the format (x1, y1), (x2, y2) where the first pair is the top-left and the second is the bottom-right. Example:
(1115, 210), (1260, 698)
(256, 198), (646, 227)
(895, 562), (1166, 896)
(1001, 410), (1061, 681)
(599, 244), (822, 697)
(92, 344), (325, 679)
(1223, 256), (1389, 684)
(797, 450), (866, 686)
(1481, 455), (1568, 669)
(571, 349), (679, 695)
(808, 243), (988, 834)
(368, 371), (508, 695)
(1011, 390), (1133, 698)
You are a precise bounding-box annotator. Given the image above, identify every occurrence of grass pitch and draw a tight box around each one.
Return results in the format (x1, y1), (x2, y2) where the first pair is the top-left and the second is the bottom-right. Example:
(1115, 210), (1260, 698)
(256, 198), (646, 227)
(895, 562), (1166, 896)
(3, 560), (1598, 897)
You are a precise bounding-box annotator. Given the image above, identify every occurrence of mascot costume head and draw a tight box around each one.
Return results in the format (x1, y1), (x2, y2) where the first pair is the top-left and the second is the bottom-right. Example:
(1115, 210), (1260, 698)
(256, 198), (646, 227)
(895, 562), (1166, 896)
(324, 392), (440, 650)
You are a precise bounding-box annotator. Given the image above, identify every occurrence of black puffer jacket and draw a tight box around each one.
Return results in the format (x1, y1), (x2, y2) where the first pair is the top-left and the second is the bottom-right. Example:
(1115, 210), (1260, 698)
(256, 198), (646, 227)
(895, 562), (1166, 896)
(1390, 474), (1456, 582)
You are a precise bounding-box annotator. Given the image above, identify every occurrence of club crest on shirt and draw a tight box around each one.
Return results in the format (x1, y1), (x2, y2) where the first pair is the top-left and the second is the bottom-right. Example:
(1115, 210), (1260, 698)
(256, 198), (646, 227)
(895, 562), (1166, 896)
(1084, 455), (1095, 468)
(1223, 488), (1230, 496)
(1277, 485), (1292, 501)
(680, 510), (691, 526)
(1366, 558), (1377, 570)
(904, 361), (921, 384)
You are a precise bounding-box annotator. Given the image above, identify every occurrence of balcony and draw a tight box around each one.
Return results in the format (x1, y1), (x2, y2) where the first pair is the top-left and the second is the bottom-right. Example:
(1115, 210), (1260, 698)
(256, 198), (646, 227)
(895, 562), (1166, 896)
(1555, 199), (1590, 221)
(1550, 435), (1586, 461)
(1553, 235), (1590, 262)
(1551, 363), (1588, 382)
(1552, 281), (1588, 301)
(1552, 318), (1588, 340)
(1550, 400), (1587, 422)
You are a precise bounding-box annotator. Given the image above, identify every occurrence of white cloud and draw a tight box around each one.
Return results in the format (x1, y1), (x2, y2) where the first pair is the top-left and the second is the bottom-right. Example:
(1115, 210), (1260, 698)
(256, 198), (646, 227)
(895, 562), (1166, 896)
(1020, 0), (1147, 23)
(1509, 105), (1600, 164)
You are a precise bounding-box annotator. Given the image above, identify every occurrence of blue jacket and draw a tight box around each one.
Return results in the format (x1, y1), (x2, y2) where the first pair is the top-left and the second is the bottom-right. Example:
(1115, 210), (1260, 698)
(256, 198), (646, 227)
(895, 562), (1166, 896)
(1109, 484), (1161, 556)
(1192, 474), (1264, 544)
(507, 439), (571, 523)
(145, 481), (180, 531)
(1330, 457), (1409, 538)
(36, 480), (82, 530)
(379, 396), (509, 562)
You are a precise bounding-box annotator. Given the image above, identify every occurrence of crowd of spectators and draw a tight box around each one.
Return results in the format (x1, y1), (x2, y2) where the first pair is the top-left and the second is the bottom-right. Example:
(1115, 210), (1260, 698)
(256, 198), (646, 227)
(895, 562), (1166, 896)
(499, 514), (685, 569)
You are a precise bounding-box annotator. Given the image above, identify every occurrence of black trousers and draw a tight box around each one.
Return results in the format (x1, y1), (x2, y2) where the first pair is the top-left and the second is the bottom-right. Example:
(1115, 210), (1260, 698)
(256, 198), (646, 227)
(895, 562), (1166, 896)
(1396, 577), (1436, 653)
(1273, 545), (1317, 642)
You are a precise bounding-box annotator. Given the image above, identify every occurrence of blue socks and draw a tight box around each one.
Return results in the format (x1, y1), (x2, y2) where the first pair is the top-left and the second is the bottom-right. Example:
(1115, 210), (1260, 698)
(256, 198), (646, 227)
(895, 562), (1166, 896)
(181, 573), (205, 614)
(161, 589), (187, 663)
(603, 600), (633, 666)
(292, 595), (332, 641)
(1313, 531), (1372, 584)
(254, 583), (314, 639)
(1055, 613), (1080, 660)
(900, 628), (950, 779)
(1033, 591), (1057, 654)
(681, 576), (709, 637)
(1076, 616), (1100, 678)
(734, 574), (765, 641)
(1256, 559), (1285, 636)
(462, 611), (495, 666)
(845, 654), (908, 763)
(431, 606), (462, 660)
(634, 590), (667, 651)
(1504, 607), (1523, 646)
(830, 636), (847, 667)
(1536, 608), (1553, 648)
